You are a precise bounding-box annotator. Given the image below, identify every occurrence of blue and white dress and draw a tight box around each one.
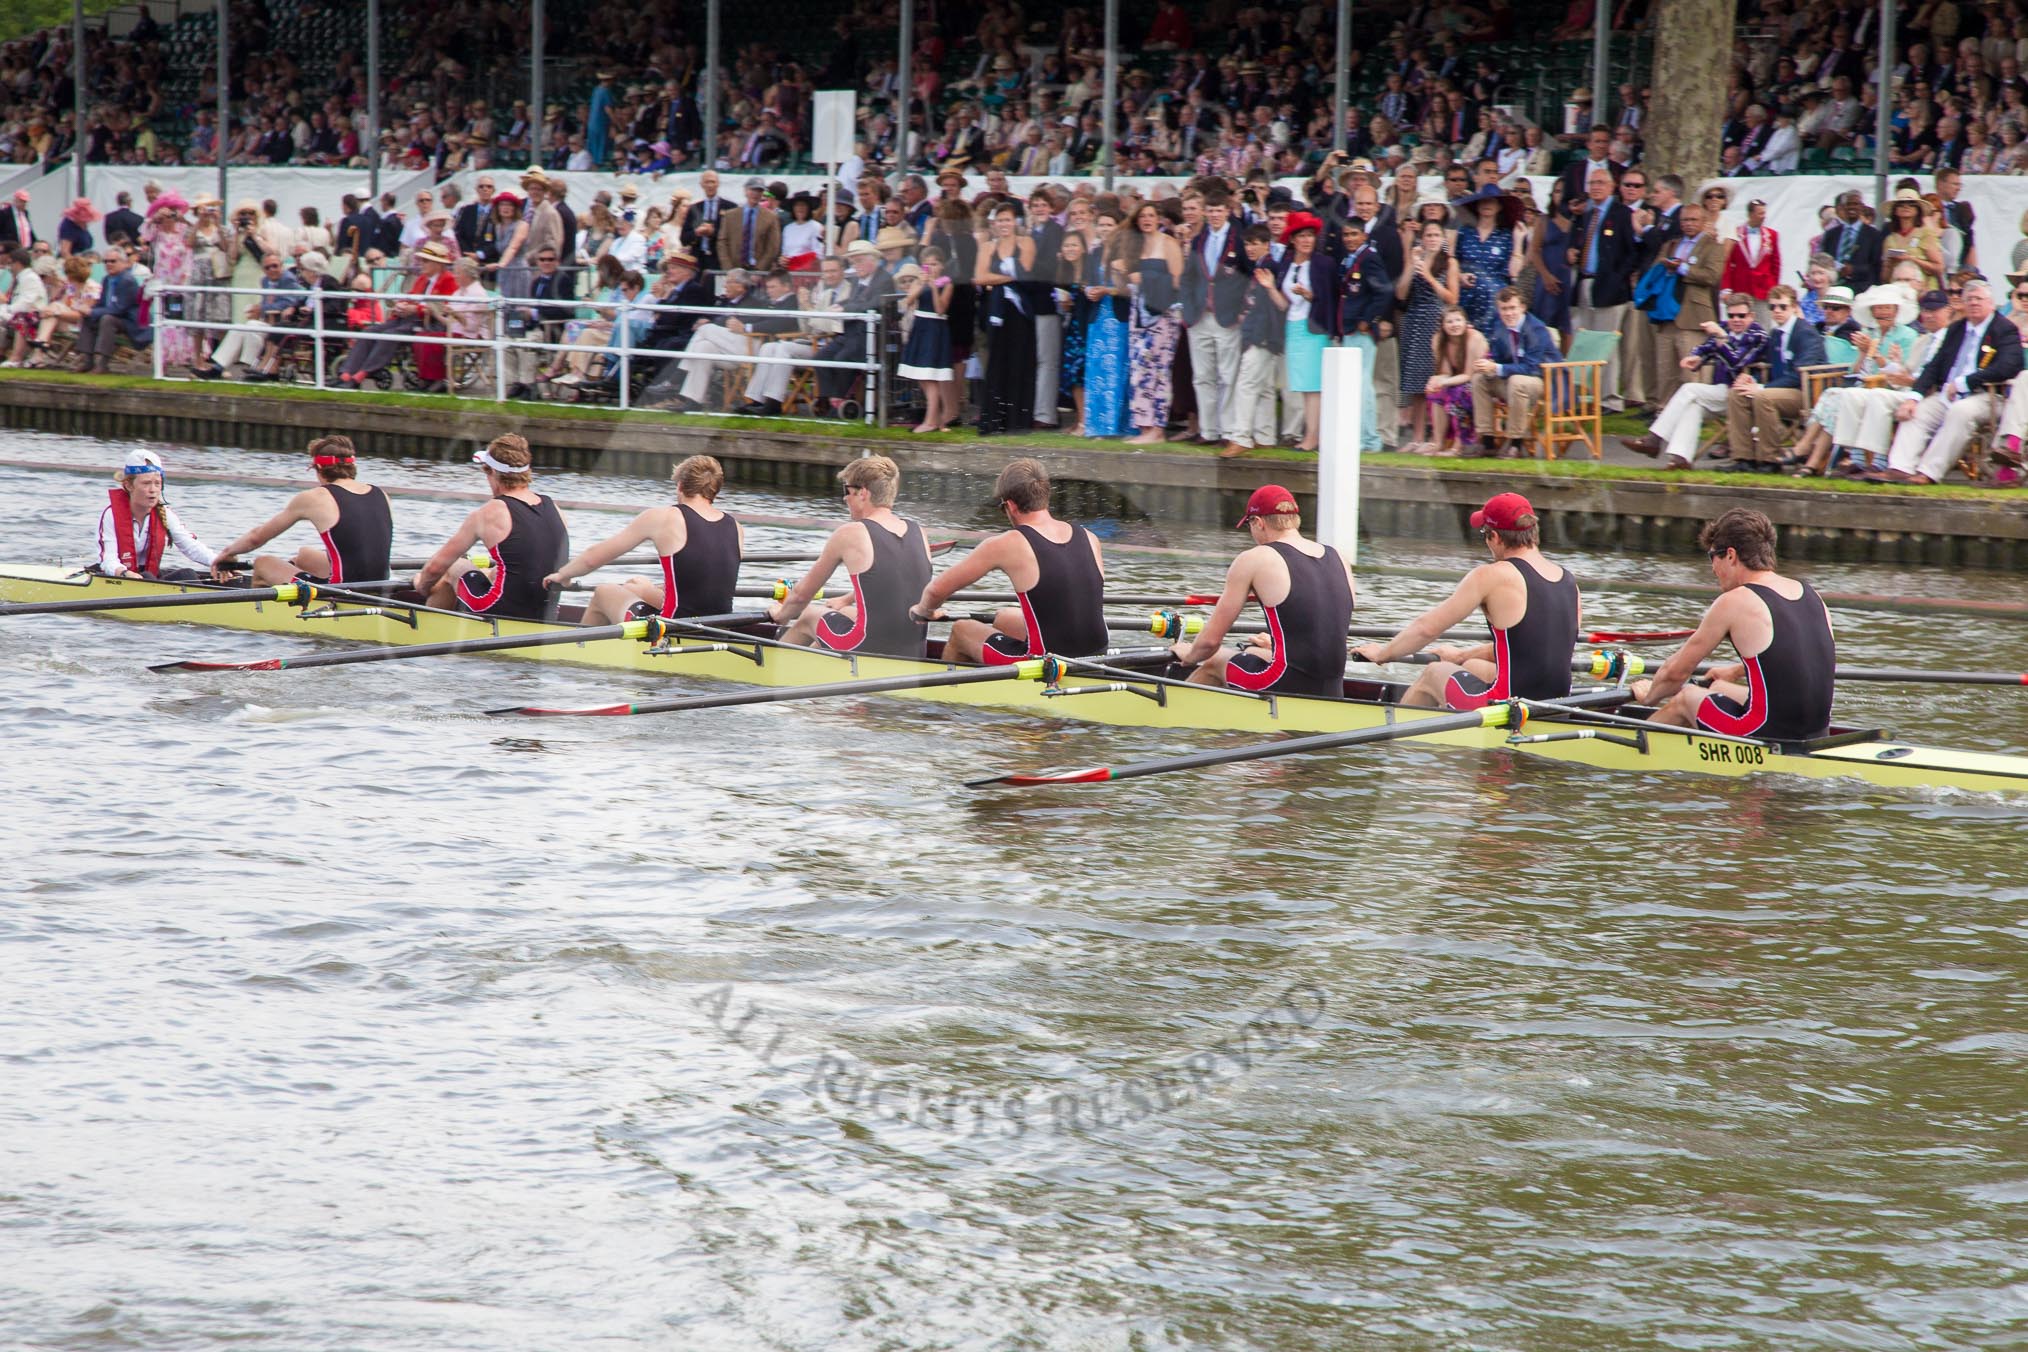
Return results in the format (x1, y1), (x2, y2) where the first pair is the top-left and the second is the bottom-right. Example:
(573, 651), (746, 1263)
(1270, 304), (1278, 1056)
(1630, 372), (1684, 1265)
(898, 278), (954, 382)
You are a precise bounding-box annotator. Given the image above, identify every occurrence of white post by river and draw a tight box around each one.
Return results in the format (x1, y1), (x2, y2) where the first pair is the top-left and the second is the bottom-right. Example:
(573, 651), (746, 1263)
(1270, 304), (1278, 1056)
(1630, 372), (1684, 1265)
(1317, 345), (1363, 564)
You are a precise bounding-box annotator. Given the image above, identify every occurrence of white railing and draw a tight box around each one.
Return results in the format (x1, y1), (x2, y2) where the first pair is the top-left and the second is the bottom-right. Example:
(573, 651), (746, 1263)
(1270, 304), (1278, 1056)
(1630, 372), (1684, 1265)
(147, 282), (891, 422)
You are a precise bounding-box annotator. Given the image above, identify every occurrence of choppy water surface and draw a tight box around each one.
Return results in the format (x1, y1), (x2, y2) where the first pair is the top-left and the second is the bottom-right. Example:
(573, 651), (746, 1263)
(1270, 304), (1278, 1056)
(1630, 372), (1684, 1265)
(3, 432), (2026, 1351)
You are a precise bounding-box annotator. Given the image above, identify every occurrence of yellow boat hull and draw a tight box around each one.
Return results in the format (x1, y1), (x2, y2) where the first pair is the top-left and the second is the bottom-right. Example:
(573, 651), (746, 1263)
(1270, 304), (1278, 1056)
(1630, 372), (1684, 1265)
(5, 566), (2027, 795)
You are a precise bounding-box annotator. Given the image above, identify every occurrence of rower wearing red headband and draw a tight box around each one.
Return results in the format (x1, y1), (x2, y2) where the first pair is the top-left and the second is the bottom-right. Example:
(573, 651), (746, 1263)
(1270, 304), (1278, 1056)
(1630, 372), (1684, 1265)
(1352, 491), (1582, 709)
(212, 435), (394, 587)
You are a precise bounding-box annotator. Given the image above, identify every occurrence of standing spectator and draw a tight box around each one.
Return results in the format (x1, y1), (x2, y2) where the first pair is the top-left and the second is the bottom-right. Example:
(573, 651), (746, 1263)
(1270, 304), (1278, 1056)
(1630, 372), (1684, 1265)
(1721, 197), (1782, 325)
(588, 72), (617, 167)
(1119, 200), (1185, 445)
(1058, 231), (1096, 436)
(781, 194), (824, 272)
(1935, 167), (1977, 270)
(975, 201), (1038, 435)
(1821, 191), (1882, 293)
(1657, 200), (1728, 412)
(1217, 224), (1285, 458)
(1183, 190), (1246, 447)
(1396, 219), (1461, 454)
(0, 190), (34, 250)
(1278, 213), (1333, 453)
(58, 198), (97, 258)
(720, 178), (782, 272)
(1336, 216), (1392, 453)
(1555, 127), (1620, 211)
(1453, 185), (1522, 336)
(684, 170), (732, 255)
(1083, 208), (1132, 438)
(103, 192), (143, 249)
(1527, 193), (1575, 342)
(898, 248), (958, 431)
(1026, 189), (1065, 428)
(335, 193), (379, 271)
(150, 194), (196, 371)
(492, 195), (532, 302)
(1880, 188), (1945, 292)
(455, 177), (498, 259)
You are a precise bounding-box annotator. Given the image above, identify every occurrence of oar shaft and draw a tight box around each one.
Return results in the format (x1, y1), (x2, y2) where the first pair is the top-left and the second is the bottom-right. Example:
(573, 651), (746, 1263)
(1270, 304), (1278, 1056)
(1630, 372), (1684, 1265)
(515, 657), (1046, 717)
(0, 581), (299, 616)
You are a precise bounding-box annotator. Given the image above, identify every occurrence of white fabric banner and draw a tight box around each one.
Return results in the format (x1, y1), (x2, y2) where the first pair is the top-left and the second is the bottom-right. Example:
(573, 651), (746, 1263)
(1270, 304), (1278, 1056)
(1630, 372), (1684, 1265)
(21, 165), (433, 251)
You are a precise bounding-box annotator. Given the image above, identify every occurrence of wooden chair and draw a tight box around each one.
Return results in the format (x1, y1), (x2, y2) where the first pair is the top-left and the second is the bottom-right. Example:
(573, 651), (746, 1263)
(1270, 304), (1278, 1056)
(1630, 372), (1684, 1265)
(1527, 328), (1617, 460)
(1967, 377), (2018, 483)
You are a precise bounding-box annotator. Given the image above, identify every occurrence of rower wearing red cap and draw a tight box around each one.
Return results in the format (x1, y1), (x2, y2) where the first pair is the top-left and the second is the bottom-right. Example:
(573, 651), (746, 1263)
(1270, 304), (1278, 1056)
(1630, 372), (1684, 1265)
(918, 458), (1109, 665)
(1351, 491), (1581, 708)
(210, 435), (395, 586)
(1170, 484), (1355, 696)
(1632, 507), (1836, 741)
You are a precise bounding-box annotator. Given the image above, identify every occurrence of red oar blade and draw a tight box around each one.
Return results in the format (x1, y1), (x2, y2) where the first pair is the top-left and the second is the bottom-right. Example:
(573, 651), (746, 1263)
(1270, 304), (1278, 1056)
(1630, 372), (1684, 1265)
(964, 766), (1116, 788)
(1585, 629), (1694, 643)
(484, 702), (636, 717)
(149, 657), (286, 673)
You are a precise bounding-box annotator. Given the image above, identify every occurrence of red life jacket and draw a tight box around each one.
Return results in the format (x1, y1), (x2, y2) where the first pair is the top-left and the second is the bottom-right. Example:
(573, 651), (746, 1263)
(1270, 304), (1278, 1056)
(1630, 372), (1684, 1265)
(107, 487), (167, 575)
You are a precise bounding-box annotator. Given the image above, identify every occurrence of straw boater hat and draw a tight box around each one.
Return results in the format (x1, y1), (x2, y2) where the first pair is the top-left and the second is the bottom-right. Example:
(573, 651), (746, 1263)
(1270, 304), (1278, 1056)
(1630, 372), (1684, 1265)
(663, 245), (699, 268)
(416, 240), (452, 264)
(844, 239), (882, 259)
(1855, 283), (1918, 328)
(873, 225), (916, 252)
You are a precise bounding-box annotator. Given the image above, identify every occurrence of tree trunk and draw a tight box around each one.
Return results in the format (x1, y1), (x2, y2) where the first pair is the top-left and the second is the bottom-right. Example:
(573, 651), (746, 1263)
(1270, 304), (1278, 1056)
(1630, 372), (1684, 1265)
(1644, 0), (1737, 184)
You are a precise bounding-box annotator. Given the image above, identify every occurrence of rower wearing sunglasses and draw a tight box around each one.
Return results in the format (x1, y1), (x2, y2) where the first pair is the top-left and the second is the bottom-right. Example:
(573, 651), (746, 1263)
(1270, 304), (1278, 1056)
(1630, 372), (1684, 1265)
(1351, 491), (1581, 710)
(93, 450), (224, 582)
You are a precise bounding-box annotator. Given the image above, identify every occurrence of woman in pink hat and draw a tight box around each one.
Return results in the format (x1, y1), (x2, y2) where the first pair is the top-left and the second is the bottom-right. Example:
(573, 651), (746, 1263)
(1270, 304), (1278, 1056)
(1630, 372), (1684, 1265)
(58, 197), (99, 258)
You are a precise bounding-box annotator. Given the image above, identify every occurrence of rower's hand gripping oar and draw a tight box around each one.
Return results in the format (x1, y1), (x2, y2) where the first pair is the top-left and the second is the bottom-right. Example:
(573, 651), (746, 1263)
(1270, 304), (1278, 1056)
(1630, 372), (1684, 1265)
(152, 611), (769, 673)
(964, 687), (1635, 789)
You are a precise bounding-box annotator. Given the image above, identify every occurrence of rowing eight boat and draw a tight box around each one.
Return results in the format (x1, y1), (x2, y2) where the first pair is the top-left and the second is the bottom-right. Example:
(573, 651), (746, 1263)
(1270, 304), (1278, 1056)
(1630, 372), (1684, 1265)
(5, 564), (2026, 795)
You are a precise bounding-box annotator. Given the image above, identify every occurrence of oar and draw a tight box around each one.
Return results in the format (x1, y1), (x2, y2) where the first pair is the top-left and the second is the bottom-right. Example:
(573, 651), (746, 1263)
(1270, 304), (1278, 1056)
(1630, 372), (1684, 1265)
(1595, 652), (2028, 688)
(382, 540), (960, 573)
(151, 611), (768, 673)
(0, 580), (311, 617)
(965, 687), (1634, 788)
(485, 648), (1177, 718)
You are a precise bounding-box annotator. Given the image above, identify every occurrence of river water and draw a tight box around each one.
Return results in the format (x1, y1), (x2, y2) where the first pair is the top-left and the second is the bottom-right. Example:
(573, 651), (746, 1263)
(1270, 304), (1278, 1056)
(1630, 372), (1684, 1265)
(3, 431), (2026, 1350)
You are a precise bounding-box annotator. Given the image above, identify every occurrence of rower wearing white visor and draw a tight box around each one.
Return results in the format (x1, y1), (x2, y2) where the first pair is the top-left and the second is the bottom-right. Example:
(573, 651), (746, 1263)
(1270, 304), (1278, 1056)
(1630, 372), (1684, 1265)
(94, 450), (223, 581)
(413, 434), (571, 621)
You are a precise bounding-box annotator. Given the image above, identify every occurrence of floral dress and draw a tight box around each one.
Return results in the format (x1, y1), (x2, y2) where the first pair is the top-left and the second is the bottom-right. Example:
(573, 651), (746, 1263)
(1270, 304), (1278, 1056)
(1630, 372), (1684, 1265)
(152, 222), (196, 365)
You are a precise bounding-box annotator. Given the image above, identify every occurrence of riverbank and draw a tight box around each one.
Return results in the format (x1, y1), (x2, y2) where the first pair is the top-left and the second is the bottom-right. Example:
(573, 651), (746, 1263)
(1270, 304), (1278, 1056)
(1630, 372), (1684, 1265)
(3, 371), (2023, 565)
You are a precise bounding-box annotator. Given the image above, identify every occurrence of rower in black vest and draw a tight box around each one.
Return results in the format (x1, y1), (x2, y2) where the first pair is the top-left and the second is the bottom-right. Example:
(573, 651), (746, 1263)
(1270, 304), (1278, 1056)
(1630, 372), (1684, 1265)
(1173, 483), (1356, 697)
(415, 434), (572, 622)
(1353, 491), (1582, 708)
(922, 458), (1108, 664)
(772, 454), (933, 659)
(546, 455), (745, 626)
(212, 434), (394, 587)
(1637, 507), (1837, 741)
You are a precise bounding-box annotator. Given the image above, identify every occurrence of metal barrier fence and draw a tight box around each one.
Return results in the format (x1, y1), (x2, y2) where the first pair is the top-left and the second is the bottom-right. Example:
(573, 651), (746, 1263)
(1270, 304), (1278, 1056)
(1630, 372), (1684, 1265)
(147, 282), (891, 423)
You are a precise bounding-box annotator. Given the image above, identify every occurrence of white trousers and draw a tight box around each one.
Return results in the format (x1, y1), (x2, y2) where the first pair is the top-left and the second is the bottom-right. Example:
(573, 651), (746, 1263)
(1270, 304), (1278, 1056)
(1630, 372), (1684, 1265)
(1888, 390), (1999, 482)
(1187, 314), (1241, 441)
(1651, 381), (1730, 463)
(747, 338), (815, 403)
(1370, 332), (1400, 445)
(1997, 377), (2028, 443)
(1832, 388), (1914, 458)
(678, 324), (750, 404)
(211, 320), (272, 370)
(1227, 345), (1281, 449)
(1032, 314), (1062, 425)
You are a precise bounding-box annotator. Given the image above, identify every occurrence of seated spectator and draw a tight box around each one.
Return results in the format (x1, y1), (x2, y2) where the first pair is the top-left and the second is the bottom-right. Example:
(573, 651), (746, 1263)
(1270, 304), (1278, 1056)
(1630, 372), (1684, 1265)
(505, 244), (583, 399)
(0, 250), (50, 367)
(1790, 285), (1923, 477)
(742, 254), (852, 416)
(814, 240), (896, 417)
(73, 246), (151, 374)
(334, 240), (457, 389)
(1621, 291), (1769, 469)
(1469, 287), (1558, 457)
(194, 252), (298, 380)
(1720, 286), (1828, 472)
(645, 268), (761, 409)
(1878, 278), (2025, 484)
(30, 256), (96, 365)
(439, 257), (495, 393)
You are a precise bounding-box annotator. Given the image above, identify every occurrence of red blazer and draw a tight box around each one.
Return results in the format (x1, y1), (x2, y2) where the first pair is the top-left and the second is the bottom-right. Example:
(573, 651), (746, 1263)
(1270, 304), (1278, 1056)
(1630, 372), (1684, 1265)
(1720, 225), (1781, 300)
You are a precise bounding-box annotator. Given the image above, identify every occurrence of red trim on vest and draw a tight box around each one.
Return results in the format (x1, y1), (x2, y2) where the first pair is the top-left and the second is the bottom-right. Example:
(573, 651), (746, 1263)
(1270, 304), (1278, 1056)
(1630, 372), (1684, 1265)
(107, 487), (166, 575)
(814, 570), (870, 652)
(1226, 606), (1290, 692)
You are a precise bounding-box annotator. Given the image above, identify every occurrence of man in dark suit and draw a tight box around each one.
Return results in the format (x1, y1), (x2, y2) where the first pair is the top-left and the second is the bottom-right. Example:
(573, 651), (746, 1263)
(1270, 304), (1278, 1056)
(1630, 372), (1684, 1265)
(1025, 188), (1067, 426)
(1723, 284), (1828, 470)
(1470, 287), (1561, 457)
(1819, 191), (1882, 293)
(75, 247), (151, 373)
(1556, 127), (1623, 218)
(335, 193), (380, 264)
(682, 169), (734, 256)
(102, 191), (143, 248)
(453, 177), (498, 258)
(506, 244), (581, 398)
(1181, 190), (1250, 445)
(815, 241), (896, 413)
(1878, 278), (2024, 483)
(0, 190), (34, 249)
(1567, 166), (1638, 410)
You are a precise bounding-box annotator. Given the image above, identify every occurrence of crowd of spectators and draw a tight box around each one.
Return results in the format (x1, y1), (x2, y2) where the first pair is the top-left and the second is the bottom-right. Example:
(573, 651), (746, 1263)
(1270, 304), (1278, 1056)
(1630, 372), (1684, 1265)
(3, 0), (2028, 485)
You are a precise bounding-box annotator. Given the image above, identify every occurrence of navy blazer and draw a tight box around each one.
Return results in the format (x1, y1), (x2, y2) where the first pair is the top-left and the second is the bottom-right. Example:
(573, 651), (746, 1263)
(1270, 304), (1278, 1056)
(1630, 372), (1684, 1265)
(1760, 318), (1827, 389)
(1336, 242), (1394, 336)
(1570, 199), (1639, 308)
(1284, 253), (1340, 338)
(1819, 221), (1882, 292)
(1180, 222), (1250, 327)
(1915, 315), (2025, 397)
(1486, 313), (1561, 378)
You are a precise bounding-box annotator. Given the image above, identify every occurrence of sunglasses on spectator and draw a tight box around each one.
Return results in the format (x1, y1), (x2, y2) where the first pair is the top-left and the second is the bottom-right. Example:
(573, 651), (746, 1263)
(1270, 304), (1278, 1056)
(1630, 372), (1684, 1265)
(2014, 289), (2028, 299)
(1622, 179), (1646, 189)
(1726, 309), (1751, 318)
(1948, 286), (1964, 295)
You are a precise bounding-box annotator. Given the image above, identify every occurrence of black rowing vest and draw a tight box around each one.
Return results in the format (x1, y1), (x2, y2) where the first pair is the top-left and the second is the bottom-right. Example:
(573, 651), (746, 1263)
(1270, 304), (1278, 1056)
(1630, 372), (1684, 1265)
(1006, 522), (1108, 659)
(818, 515), (931, 658)
(1492, 556), (1581, 700)
(1699, 581), (1836, 741)
(458, 493), (570, 621)
(658, 504), (740, 619)
(316, 483), (393, 584)
(1228, 541), (1353, 696)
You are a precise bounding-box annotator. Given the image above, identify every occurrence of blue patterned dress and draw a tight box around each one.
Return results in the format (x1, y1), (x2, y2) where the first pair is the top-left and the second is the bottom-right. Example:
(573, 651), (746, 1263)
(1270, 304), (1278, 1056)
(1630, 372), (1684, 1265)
(1455, 223), (1514, 337)
(1083, 291), (1130, 438)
